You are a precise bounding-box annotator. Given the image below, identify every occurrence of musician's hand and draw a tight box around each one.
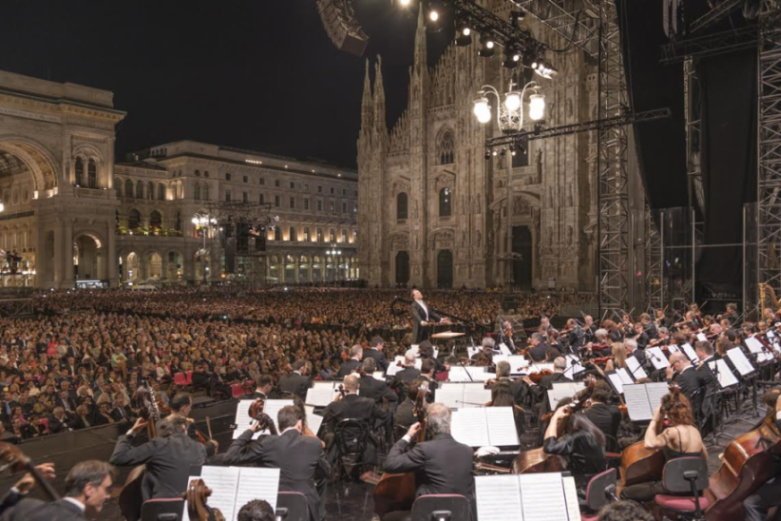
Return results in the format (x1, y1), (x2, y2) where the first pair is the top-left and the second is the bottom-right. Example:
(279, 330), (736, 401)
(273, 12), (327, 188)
(552, 406), (570, 419)
(15, 463), (55, 494)
(652, 406), (662, 422)
(249, 420), (262, 433)
(421, 321), (429, 327)
(332, 391), (343, 402)
(406, 422), (422, 439)
(130, 418), (148, 434)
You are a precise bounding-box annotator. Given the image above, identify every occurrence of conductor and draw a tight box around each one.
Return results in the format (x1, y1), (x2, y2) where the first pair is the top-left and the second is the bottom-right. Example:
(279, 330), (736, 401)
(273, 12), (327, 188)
(410, 289), (447, 344)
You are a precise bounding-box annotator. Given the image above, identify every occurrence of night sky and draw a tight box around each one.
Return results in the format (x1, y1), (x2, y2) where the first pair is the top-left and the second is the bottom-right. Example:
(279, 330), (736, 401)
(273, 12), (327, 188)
(0, 1), (450, 168)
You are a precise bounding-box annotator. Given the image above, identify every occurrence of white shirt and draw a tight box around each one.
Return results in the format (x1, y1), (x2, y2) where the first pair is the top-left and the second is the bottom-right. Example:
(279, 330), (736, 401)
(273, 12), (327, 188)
(64, 497), (86, 513)
(418, 301), (429, 321)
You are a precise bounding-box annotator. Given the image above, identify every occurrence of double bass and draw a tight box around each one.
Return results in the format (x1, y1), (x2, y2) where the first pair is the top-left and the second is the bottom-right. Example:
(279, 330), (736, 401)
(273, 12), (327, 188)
(705, 389), (781, 521)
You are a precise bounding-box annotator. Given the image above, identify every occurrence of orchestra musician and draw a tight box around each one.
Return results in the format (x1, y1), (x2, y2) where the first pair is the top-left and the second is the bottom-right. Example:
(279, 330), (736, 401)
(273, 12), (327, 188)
(364, 336), (389, 373)
(394, 379), (426, 432)
(665, 353), (700, 408)
(248, 375), (274, 401)
(743, 390), (781, 521)
(0, 462), (55, 515)
(581, 383), (622, 452)
(410, 289), (447, 344)
(382, 403), (474, 521)
(0, 461), (114, 521)
(538, 357), (572, 391)
(358, 358), (397, 404)
(109, 416), (216, 500)
(528, 333), (556, 362)
(494, 360), (528, 405)
(620, 391), (706, 502)
(497, 320), (518, 353)
(336, 345), (363, 378)
(279, 360), (312, 401)
(216, 405), (330, 521)
(419, 359), (438, 402)
(392, 351), (421, 385)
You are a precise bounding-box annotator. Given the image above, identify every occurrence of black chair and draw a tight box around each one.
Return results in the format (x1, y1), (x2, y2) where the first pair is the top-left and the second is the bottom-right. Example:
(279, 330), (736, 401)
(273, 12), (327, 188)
(140, 497), (184, 521)
(275, 490), (309, 521)
(333, 418), (370, 479)
(410, 494), (471, 521)
(654, 456), (710, 521)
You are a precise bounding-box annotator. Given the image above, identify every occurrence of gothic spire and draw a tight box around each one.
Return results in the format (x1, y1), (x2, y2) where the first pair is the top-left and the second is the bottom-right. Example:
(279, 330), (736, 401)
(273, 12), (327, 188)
(360, 59), (373, 131)
(373, 56), (386, 134)
(413, 6), (427, 76)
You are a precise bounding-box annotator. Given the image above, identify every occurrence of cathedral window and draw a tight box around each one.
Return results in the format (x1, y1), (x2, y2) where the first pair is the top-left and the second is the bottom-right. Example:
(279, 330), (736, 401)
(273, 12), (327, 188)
(115, 179), (123, 197)
(87, 159), (98, 188)
(289, 227), (296, 241)
(147, 181), (154, 200)
(203, 184), (210, 201)
(193, 182), (201, 201)
(397, 192), (408, 220)
(436, 129), (455, 165)
(439, 187), (452, 217)
(74, 157), (84, 186)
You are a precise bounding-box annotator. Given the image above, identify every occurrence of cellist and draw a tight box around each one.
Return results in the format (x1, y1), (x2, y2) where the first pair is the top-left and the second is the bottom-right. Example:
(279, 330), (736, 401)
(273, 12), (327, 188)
(744, 390), (781, 521)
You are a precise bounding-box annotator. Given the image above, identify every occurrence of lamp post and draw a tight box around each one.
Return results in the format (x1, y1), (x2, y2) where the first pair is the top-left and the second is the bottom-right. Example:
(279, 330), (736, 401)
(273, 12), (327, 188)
(473, 80), (545, 288)
(191, 213), (216, 284)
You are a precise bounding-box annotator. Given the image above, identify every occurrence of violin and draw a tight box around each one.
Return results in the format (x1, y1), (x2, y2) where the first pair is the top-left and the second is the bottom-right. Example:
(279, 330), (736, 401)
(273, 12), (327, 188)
(0, 442), (59, 500)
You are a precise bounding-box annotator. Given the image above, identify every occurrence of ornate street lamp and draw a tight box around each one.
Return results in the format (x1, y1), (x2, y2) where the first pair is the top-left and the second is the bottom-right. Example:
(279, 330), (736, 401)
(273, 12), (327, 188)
(473, 80), (545, 132)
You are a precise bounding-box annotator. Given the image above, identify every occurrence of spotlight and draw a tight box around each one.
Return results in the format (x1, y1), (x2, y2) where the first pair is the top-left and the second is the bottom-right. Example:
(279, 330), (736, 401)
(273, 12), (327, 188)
(426, 0), (447, 30)
(532, 59), (558, 79)
(398, 0), (412, 6)
(484, 150), (492, 160)
(478, 34), (495, 57)
(510, 9), (525, 27)
(492, 149), (498, 157)
(455, 22), (472, 46)
(503, 47), (521, 68)
(429, 9), (440, 22)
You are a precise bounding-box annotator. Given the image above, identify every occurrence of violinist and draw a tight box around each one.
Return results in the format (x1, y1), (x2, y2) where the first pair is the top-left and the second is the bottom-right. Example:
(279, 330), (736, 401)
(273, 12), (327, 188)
(279, 360), (312, 401)
(542, 402), (607, 491)
(497, 320), (518, 353)
(419, 359), (438, 402)
(538, 357), (572, 391)
(665, 353), (700, 407)
(382, 403), (474, 521)
(528, 333), (557, 362)
(364, 336), (388, 373)
(392, 351), (421, 385)
(110, 416), (215, 500)
(358, 358), (397, 404)
(217, 405), (330, 521)
(336, 345), (363, 378)
(494, 360), (528, 405)
(639, 313), (658, 340)
(620, 391), (706, 502)
(394, 379), (426, 432)
(744, 390), (781, 521)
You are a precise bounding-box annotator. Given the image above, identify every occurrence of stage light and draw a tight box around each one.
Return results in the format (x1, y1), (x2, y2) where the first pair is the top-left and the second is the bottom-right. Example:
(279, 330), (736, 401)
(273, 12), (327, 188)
(503, 47), (521, 68)
(484, 150), (492, 160)
(492, 149), (498, 157)
(472, 96), (492, 124)
(429, 9), (440, 22)
(398, 0), (412, 6)
(529, 91), (546, 121)
(455, 23), (472, 46)
(532, 60), (558, 79)
(478, 34), (495, 57)
(510, 9), (525, 27)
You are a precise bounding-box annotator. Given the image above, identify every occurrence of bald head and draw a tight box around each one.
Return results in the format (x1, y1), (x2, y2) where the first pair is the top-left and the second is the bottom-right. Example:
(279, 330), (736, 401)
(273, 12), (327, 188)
(343, 374), (359, 392)
(669, 352), (690, 369)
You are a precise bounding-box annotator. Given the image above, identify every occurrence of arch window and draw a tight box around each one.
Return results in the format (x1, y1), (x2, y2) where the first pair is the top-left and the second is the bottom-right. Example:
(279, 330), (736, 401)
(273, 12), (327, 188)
(158, 183), (165, 200)
(329, 229), (336, 242)
(304, 227), (311, 241)
(74, 157), (84, 186)
(439, 187), (452, 217)
(174, 211), (182, 232)
(128, 209), (141, 230)
(124, 179), (134, 198)
(136, 180), (144, 200)
(289, 227), (296, 242)
(193, 182), (201, 201)
(87, 159), (98, 188)
(147, 181), (154, 200)
(203, 184), (210, 201)
(274, 227), (282, 241)
(396, 192), (408, 220)
(149, 210), (163, 229)
(436, 129), (455, 165)
(115, 179), (123, 198)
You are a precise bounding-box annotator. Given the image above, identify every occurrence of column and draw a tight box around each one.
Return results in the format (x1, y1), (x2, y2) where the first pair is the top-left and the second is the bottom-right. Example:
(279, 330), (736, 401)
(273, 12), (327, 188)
(52, 223), (63, 287)
(62, 220), (74, 288)
(107, 221), (118, 287)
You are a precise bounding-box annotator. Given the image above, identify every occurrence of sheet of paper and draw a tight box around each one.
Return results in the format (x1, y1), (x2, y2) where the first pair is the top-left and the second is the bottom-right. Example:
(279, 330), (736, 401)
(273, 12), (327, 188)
(623, 384), (653, 421)
(726, 347), (755, 376)
(647, 347), (670, 369)
(448, 366), (488, 382)
(234, 399), (293, 439)
(565, 355), (585, 375)
(304, 405), (324, 435)
(548, 382), (585, 408)
(451, 408), (489, 447)
(200, 466), (241, 521)
(697, 332), (708, 342)
(468, 346), (480, 359)
(758, 351), (776, 363)
(646, 382), (671, 412)
(305, 382), (337, 407)
(667, 344), (680, 353)
(708, 359), (739, 388)
(499, 343), (512, 355)
(745, 336), (765, 354)
(562, 475), (582, 521)
(234, 467), (280, 514)
(485, 406), (519, 446)
(680, 343), (698, 363)
(475, 474), (523, 521)
(435, 387), (465, 409)
(625, 356), (648, 380)
(616, 368), (634, 385)
(372, 371), (385, 381)
(607, 372), (624, 394)
(386, 356), (405, 376)
(519, 473), (568, 521)
(462, 384), (492, 407)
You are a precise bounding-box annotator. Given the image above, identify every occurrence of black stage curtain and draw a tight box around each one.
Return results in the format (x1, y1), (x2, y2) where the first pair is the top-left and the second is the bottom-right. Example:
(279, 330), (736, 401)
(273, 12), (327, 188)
(695, 49), (757, 293)
(617, 0), (688, 210)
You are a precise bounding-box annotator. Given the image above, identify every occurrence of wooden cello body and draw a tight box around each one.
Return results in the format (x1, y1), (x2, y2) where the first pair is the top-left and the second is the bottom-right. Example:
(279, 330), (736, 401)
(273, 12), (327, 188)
(705, 417), (781, 521)
(513, 447), (565, 473)
(616, 441), (665, 495)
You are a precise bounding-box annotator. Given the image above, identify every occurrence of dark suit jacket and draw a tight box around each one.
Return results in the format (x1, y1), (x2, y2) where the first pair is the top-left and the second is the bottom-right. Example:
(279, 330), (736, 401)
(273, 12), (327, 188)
(279, 372), (311, 401)
(0, 498), (85, 521)
(411, 301), (441, 344)
(220, 429), (329, 521)
(583, 403), (622, 450)
(529, 343), (551, 362)
(393, 367), (421, 385)
(538, 372), (572, 391)
(322, 394), (387, 432)
(359, 375), (397, 403)
(109, 432), (208, 499)
(336, 359), (360, 378)
(672, 366), (701, 407)
(363, 348), (388, 372)
(394, 399), (417, 430)
(384, 433), (474, 500)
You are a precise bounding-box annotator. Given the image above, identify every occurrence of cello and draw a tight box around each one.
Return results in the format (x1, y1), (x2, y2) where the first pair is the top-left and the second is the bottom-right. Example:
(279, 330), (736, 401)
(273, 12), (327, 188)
(704, 389), (781, 521)
(373, 383), (428, 517)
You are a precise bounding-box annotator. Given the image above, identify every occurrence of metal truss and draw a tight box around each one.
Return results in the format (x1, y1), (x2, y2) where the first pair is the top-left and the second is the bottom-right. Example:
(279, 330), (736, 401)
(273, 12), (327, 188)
(646, 206), (664, 312)
(514, 0), (599, 59)
(683, 58), (704, 218)
(660, 24), (758, 64)
(689, 0), (744, 34)
(597, 0), (630, 315)
(756, 5), (781, 301)
(485, 108), (670, 148)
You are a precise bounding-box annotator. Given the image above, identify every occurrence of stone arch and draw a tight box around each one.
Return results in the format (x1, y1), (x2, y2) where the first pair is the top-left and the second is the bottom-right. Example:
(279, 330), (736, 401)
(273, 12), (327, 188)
(73, 232), (105, 280)
(435, 127), (455, 165)
(166, 250), (183, 280)
(146, 251), (163, 280)
(149, 210), (163, 230)
(124, 251), (141, 282)
(124, 178), (134, 198)
(0, 137), (59, 191)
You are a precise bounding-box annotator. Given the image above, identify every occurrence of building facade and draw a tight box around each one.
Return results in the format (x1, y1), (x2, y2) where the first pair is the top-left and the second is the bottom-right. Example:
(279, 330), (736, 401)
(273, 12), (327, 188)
(0, 69), (357, 288)
(357, 6), (637, 291)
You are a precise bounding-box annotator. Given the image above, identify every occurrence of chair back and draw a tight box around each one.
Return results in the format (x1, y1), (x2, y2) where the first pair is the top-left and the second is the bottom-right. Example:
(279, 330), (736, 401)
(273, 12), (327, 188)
(661, 456), (709, 494)
(410, 494), (471, 521)
(584, 468), (617, 512)
(276, 490), (309, 521)
(335, 418), (369, 456)
(140, 497), (184, 521)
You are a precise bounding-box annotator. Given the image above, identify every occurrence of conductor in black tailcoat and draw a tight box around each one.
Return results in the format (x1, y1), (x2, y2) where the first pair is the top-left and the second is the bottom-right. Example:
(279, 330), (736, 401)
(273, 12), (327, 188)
(410, 289), (446, 344)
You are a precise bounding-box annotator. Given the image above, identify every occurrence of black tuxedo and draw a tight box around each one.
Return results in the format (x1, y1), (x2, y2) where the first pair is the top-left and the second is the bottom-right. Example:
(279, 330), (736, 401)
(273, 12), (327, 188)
(279, 372), (312, 401)
(672, 366), (701, 406)
(0, 498), (86, 521)
(538, 371), (572, 391)
(411, 301), (441, 344)
(529, 342), (551, 362)
(219, 429), (329, 521)
(322, 394), (387, 432)
(359, 375), (397, 403)
(246, 390), (268, 401)
(384, 433), (474, 501)
(363, 348), (388, 372)
(110, 432), (209, 499)
(393, 367), (421, 385)
(336, 359), (361, 378)
(583, 403), (622, 450)
(497, 331), (518, 353)
(47, 414), (70, 434)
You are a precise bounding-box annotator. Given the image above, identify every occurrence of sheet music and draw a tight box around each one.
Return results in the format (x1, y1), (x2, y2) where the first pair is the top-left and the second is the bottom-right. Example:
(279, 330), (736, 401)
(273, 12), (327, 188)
(680, 343), (698, 363)
(745, 336), (765, 354)
(623, 384), (653, 421)
(451, 407), (489, 446)
(448, 366), (488, 382)
(498, 343), (512, 355)
(435, 387), (466, 409)
(697, 332), (708, 342)
(519, 473), (568, 521)
(667, 344), (680, 353)
(607, 372), (624, 394)
(647, 347), (670, 369)
(233, 399), (293, 439)
(562, 475), (582, 521)
(199, 466), (241, 521)
(708, 359), (739, 388)
(565, 355), (585, 375)
(475, 475), (523, 521)
(435, 383), (491, 408)
(304, 405), (324, 435)
(233, 467), (280, 514)
(305, 382), (337, 407)
(758, 351), (776, 363)
(625, 356), (648, 380)
(726, 347), (755, 376)
(548, 382), (585, 409)
(484, 407), (519, 446)
(616, 368), (634, 385)
(646, 382), (671, 412)
(462, 384), (492, 407)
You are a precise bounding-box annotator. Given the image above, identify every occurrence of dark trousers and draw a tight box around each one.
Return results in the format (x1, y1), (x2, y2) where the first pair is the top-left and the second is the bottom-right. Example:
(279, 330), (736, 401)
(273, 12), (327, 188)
(745, 477), (781, 521)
